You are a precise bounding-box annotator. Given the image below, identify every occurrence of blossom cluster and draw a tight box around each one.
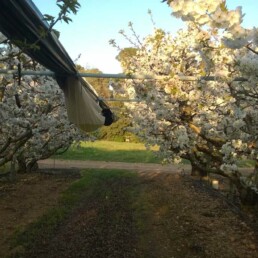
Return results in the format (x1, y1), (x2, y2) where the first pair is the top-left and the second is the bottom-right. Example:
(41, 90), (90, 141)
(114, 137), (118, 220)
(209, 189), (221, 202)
(113, 0), (258, 195)
(0, 37), (89, 172)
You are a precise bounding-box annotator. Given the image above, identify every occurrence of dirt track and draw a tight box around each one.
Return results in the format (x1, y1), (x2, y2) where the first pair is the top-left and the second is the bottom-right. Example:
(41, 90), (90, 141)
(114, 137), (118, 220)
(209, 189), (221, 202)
(38, 159), (254, 177)
(38, 159), (192, 173)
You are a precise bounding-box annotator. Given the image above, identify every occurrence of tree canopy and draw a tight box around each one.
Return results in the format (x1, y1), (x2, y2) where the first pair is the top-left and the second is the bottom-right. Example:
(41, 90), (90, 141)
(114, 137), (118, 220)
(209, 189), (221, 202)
(112, 0), (258, 204)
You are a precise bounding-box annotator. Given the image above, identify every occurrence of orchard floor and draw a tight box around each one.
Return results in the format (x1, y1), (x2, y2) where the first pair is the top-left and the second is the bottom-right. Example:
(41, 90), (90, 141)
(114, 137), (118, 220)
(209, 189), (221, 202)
(0, 160), (258, 258)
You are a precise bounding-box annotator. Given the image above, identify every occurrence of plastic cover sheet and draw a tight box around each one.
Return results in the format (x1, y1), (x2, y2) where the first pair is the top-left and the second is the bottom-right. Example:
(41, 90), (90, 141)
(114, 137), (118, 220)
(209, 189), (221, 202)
(63, 76), (105, 132)
(0, 0), (112, 132)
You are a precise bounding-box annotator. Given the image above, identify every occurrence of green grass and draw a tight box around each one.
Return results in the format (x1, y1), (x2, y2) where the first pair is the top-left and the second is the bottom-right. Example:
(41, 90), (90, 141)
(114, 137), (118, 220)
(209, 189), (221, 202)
(0, 163), (10, 174)
(10, 172), (90, 252)
(52, 141), (256, 168)
(10, 169), (140, 257)
(237, 159), (255, 168)
(53, 140), (161, 163)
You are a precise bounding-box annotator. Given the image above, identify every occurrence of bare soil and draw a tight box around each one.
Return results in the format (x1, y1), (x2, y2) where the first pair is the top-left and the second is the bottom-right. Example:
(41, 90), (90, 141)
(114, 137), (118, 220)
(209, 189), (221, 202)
(0, 161), (258, 258)
(0, 172), (80, 257)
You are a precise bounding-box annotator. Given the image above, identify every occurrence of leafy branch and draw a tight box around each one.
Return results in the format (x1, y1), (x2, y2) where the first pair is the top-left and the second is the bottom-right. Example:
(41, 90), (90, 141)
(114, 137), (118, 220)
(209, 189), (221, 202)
(0, 0), (81, 62)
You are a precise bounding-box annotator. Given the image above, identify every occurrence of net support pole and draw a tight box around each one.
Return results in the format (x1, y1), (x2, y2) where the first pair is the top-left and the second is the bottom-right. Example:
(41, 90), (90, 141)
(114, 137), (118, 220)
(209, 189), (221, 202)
(0, 69), (248, 82)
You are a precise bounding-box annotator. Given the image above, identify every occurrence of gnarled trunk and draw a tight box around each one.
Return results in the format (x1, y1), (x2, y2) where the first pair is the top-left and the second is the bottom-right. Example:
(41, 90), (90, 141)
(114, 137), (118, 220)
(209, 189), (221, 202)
(238, 161), (258, 205)
(17, 156), (27, 173)
(239, 187), (258, 205)
(26, 160), (39, 173)
(17, 156), (39, 173)
(190, 163), (208, 179)
(9, 158), (17, 181)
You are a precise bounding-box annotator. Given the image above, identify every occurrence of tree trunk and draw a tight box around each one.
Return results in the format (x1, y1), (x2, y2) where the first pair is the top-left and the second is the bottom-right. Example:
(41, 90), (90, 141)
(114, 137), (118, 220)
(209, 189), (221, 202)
(238, 187), (258, 205)
(190, 163), (208, 179)
(238, 161), (258, 205)
(17, 156), (39, 173)
(17, 156), (27, 173)
(0, 86), (5, 102)
(252, 160), (258, 187)
(9, 158), (17, 181)
(26, 160), (39, 173)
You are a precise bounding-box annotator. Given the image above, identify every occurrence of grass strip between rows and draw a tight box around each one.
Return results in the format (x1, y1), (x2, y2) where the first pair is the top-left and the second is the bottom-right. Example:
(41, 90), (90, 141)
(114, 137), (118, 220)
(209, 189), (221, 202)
(9, 169), (142, 257)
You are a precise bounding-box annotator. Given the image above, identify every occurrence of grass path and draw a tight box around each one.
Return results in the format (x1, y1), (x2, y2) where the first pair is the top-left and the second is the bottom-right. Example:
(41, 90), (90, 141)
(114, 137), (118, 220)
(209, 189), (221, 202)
(53, 141), (161, 164)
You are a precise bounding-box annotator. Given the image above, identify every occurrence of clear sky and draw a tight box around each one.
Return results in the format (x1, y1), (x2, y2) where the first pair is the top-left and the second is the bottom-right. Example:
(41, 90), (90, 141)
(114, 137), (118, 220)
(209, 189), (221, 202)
(34, 0), (258, 73)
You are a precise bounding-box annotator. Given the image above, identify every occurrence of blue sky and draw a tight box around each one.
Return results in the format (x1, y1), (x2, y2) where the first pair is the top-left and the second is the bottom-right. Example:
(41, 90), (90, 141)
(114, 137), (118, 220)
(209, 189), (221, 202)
(34, 0), (258, 73)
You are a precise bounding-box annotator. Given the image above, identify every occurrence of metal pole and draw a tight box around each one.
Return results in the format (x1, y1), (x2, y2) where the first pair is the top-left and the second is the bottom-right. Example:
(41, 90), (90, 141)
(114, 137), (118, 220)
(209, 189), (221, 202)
(0, 69), (248, 81)
(103, 98), (140, 102)
(0, 69), (159, 79)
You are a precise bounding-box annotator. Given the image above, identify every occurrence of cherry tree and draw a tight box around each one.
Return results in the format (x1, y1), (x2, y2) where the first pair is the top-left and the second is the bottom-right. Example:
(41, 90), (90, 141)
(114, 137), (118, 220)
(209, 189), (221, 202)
(0, 35), (88, 175)
(0, 1), (91, 176)
(111, 1), (258, 204)
(164, 0), (258, 202)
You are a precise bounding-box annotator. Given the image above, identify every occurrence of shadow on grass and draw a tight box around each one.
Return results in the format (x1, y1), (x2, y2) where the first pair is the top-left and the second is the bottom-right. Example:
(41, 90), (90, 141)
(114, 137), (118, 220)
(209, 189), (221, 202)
(9, 169), (140, 258)
(8, 169), (258, 258)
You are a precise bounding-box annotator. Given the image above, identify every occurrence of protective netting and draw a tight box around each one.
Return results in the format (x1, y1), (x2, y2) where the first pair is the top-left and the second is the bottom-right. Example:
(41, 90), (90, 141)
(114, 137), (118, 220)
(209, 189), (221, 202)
(0, 0), (114, 132)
